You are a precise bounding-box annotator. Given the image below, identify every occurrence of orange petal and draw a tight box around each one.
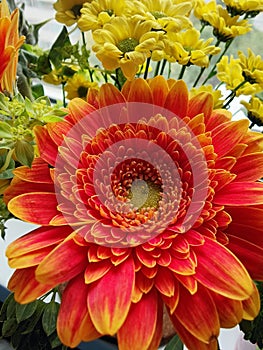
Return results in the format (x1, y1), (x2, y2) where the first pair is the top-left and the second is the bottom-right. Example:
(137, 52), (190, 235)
(242, 283), (260, 320)
(155, 267), (175, 297)
(188, 92), (213, 123)
(67, 98), (96, 124)
(173, 284), (219, 343)
(146, 297), (163, 350)
(126, 78), (153, 103)
(194, 237), (254, 300)
(164, 80), (189, 118)
(36, 236), (87, 285)
(117, 289), (158, 350)
(57, 274), (100, 348)
(8, 192), (60, 225)
(148, 76), (169, 106)
(87, 257), (134, 335)
(213, 182), (263, 205)
(98, 83), (126, 107)
(8, 267), (54, 304)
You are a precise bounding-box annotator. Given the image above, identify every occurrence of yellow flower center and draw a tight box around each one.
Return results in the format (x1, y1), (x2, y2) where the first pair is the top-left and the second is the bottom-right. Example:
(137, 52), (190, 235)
(77, 86), (88, 98)
(151, 11), (166, 19)
(117, 38), (139, 53)
(105, 9), (114, 16)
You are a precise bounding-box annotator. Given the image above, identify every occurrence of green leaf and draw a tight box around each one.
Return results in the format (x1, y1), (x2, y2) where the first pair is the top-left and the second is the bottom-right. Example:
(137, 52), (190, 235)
(32, 84), (45, 99)
(42, 301), (60, 336)
(49, 331), (63, 348)
(2, 318), (18, 337)
(41, 115), (64, 123)
(16, 300), (39, 323)
(18, 300), (45, 335)
(0, 121), (13, 139)
(0, 293), (15, 321)
(48, 26), (71, 69)
(164, 334), (184, 350)
(14, 139), (34, 167)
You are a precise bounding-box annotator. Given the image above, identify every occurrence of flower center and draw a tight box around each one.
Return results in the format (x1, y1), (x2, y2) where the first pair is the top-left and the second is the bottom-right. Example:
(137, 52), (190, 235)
(77, 86), (88, 98)
(117, 38), (139, 53)
(71, 4), (83, 18)
(105, 9), (114, 16)
(151, 11), (166, 19)
(111, 158), (163, 211)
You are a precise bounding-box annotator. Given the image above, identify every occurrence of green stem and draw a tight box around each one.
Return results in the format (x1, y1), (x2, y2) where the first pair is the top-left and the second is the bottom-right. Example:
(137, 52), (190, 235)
(202, 38), (234, 85)
(168, 62), (172, 79)
(178, 64), (187, 80)
(154, 60), (161, 77)
(249, 121), (255, 129)
(223, 80), (247, 109)
(193, 66), (206, 87)
(160, 59), (167, 76)
(62, 82), (66, 107)
(144, 57), (151, 79)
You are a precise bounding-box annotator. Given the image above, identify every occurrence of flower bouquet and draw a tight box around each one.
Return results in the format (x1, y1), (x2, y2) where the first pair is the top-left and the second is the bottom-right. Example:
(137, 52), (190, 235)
(1, 0), (263, 349)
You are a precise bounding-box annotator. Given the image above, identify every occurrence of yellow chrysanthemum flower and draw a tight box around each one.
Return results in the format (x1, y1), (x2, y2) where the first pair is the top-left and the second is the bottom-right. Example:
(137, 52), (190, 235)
(203, 5), (251, 41)
(92, 16), (164, 80)
(64, 71), (98, 100)
(241, 96), (263, 127)
(238, 48), (263, 87)
(194, 0), (217, 24)
(130, 0), (192, 32)
(190, 84), (224, 109)
(42, 65), (79, 86)
(217, 55), (262, 96)
(223, 0), (263, 16)
(53, 0), (90, 26)
(164, 28), (221, 67)
(78, 0), (128, 31)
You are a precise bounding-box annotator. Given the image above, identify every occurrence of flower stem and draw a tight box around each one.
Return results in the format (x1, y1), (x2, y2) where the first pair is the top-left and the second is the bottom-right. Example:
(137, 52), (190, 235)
(154, 60), (161, 77)
(144, 57), (151, 79)
(62, 82), (66, 107)
(202, 39), (234, 85)
(249, 121), (255, 129)
(178, 64), (187, 80)
(160, 59), (167, 76)
(223, 80), (247, 109)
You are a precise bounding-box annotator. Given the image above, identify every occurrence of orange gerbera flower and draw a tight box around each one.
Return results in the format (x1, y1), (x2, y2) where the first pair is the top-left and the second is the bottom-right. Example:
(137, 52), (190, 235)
(4, 76), (263, 350)
(0, 0), (25, 93)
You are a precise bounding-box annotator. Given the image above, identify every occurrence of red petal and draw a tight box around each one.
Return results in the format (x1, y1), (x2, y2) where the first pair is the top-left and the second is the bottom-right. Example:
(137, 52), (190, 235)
(36, 236), (87, 284)
(87, 257), (134, 335)
(155, 267), (175, 297)
(242, 283), (260, 320)
(98, 83), (126, 106)
(67, 98), (96, 124)
(8, 193), (60, 225)
(146, 297), (163, 350)
(211, 119), (249, 158)
(194, 237), (254, 300)
(227, 235), (263, 280)
(232, 152), (263, 181)
(117, 289), (158, 350)
(8, 267), (54, 303)
(213, 182), (263, 205)
(34, 125), (58, 166)
(13, 158), (53, 183)
(148, 76), (169, 106)
(84, 259), (112, 284)
(126, 78), (153, 103)
(172, 284), (219, 343)
(57, 274), (100, 348)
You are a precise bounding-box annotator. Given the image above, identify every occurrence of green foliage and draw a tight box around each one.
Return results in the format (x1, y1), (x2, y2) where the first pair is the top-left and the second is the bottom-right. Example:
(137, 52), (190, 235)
(239, 282), (263, 349)
(164, 334), (184, 350)
(0, 293), (68, 350)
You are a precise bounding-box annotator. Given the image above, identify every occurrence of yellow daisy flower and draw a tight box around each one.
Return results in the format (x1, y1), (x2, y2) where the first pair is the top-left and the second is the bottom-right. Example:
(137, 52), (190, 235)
(241, 96), (263, 127)
(64, 70), (98, 100)
(78, 0), (128, 31)
(53, 0), (90, 26)
(190, 84), (224, 109)
(223, 0), (263, 16)
(238, 48), (263, 87)
(130, 0), (192, 33)
(92, 16), (164, 80)
(165, 28), (221, 67)
(203, 5), (251, 41)
(217, 55), (262, 96)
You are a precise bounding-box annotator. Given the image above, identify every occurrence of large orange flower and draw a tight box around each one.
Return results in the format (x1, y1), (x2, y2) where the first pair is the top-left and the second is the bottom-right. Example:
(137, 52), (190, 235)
(4, 76), (263, 350)
(0, 0), (24, 93)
